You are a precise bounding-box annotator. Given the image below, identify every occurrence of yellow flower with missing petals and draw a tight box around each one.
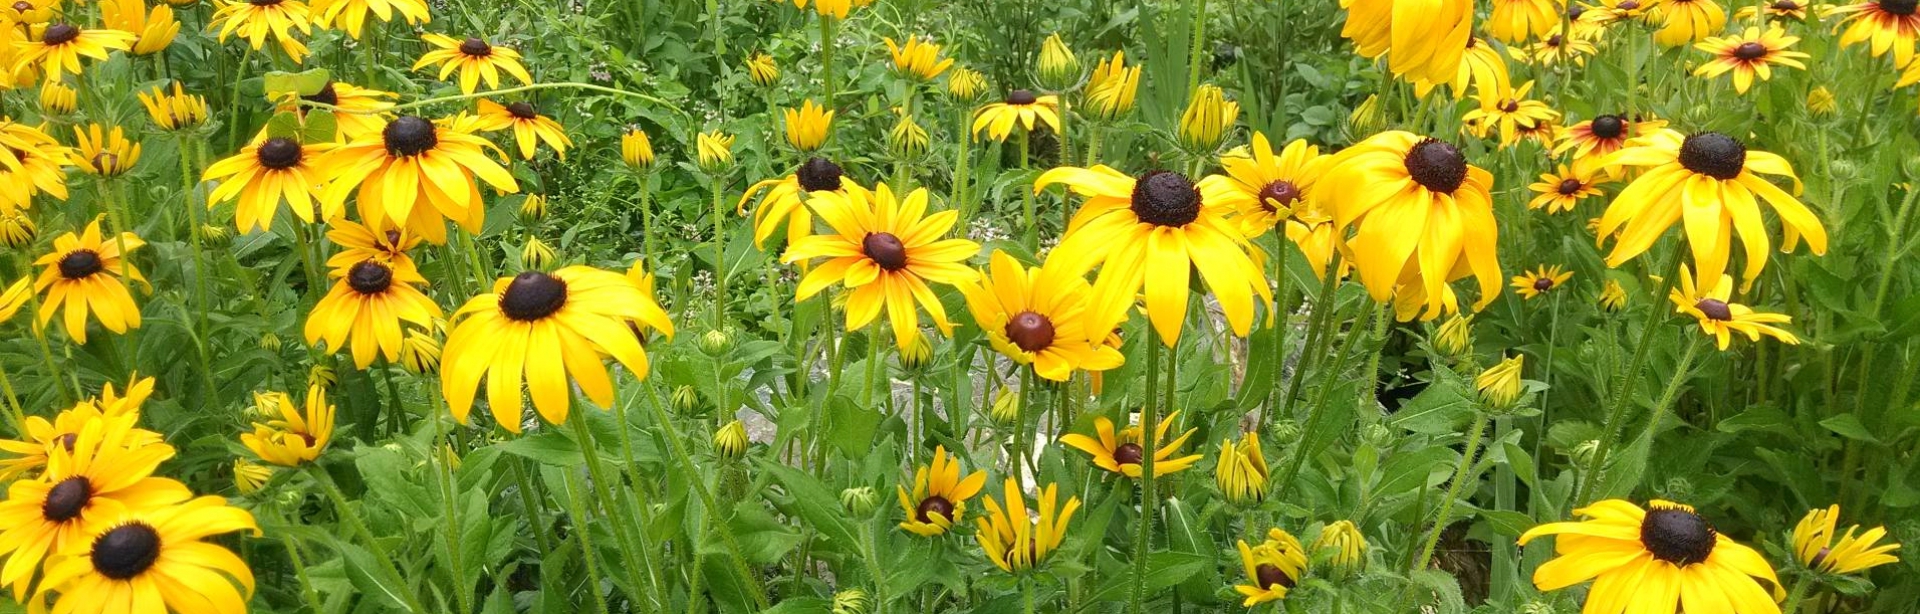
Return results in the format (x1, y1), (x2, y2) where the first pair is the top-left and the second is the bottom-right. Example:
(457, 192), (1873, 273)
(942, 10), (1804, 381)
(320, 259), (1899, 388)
(1693, 26), (1809, 94)
(784, 99), (833, 152)
(474, 99), (573, 160)
(1060, 410), (1203, 478)
(1792, 505), (1901, 575)
(1038, 33), (1079, 89)
(696, 130), (735, 171)
(946, 66), (986, 100)
(622, 127), (655, 171)
(1669, 264), (1800, 350)
(1511, 264), (1572, 300)
(1476, 354), (1524, 408)
(73, 124), (142, 177)
(746, 52), (779, 86)
(895, 445), (986, 536)
(413, 34), (534, 94)
(1235, 528), (1309, 606)
(714, 420), (749, 459)
(136, 82), (208, 131)
(1085, 51), (1142, 119)
(1178, 84), (1240, 152)
(39, 81), (75, 115)
(240, 385), (335, 466)
(975, 478), (1079, 573)
(972, 90), (1060, 141)
(883, 36), (954, 81)
(1215, 432), (1269, 505)
(101, 0), (179, 55)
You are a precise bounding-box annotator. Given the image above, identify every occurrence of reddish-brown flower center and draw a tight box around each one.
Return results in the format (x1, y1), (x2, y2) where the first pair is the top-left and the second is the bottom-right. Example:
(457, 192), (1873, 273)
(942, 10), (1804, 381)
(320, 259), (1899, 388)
(1695, 298), (1734, 321)
(499, 271), (569, 321)
(1004, 311), (1056, 352)
(1640, 506), (1717, 565)
(43, 477), (91, 522)
(42, 23), (78, 45)
(1130, 170), (1202, 227)
(1112, 442), (1145, 465)
(1006, 89), (1038, 105)
(1404, 139), (1467, 194)
(1733, 42), (1769, 61)
(1557, 178), (1585, 195)
(1255, 564), (1296, 590)
(1257, 180), (1301, 211)
(862, 232), (908, 271)
(914, 496), (954, 523)
(58, 249), (103, 279)
(506, 101), (537, 119)
(347, 260), (393, 295)
(459, 37), (493, 56)
(1677, 132), (1747, 180)
(257, 137), (303, 170)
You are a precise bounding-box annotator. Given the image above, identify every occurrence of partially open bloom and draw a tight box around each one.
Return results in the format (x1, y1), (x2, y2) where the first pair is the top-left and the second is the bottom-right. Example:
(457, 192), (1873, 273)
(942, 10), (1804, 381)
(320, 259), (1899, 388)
(1669, 264), (1799, 349)
(975, 478), (1079, 573)
(233, 459), (274, 494)
(1235, 528), (1309, 606)
(958, 250), (1123, 381)
(895, 446), (986, 536)
(884, 36), (954, 81)
(1435, 313), (1473, 354)
(1313, 521), (1368, 575)
(714, 420), (749, 459)
(1215, 432), (1269, 505)
(34, 221), (144, 344)
(946, 66), (986, 100)
(1511, 265), (1572, 299)
(622, 127), (655, 171)
(784, 99), (833, 152)
(746, 52), (779, 86)
(240, 386), (335, 466)
(208, 0), (313, 63)
(39, 81), (76, 115)
(136, 82), (208, 131)
(309, 0), (430, 39)
(1520, 499), (1785, 614)
(1792, 505), (1901, 575)
(1528, 164), (1604, 214)
(1476, 354), (1525, 408)
(696, 130), (735, 171)
(972, 90), (1060, 141)
(781, 183), (979, 351)
(1178, 84), (1240, 153)
(414, 34), (533, 93)
(1060, 410), (1203, 478)
(1599, 279), (1629, 312)
(1807, 85), (1837, 116)
(888, 113), (928, 158)
(72, 124), (142, 177)
(474, 99), (573, 160)
(1206, 132), (1325, 237)
(1085, 51), (1141, 119)
(101, 0), (180, 55)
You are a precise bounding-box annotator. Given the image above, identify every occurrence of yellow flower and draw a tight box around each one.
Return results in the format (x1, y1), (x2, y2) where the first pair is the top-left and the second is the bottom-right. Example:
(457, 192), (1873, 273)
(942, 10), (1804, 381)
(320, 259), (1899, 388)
(1598, 278), (1629, 312)
(1527, 164), (1604, 214)
(398, 326), (441, 375)
(474, 99), (573, 160)
(1313, 521), (1368, 575)
(520, 194), (548, 222)
(1668, 264), (1800, 350)
(313, 115), (519, 245)
(137, 82), (208, 131)
(0, 215), (35, 250)
(1518, 28), (1600, 67)
(208, 0), (314, 63)
(883, 36), (954, 81)
(1348, 93), (1385, 135)
(1806, 85), (1837, 116)
(1792, 504), (1901, 575)
(714, 419), (749, 459)
(746, 52), (779, 86)
(975, 478), (1079, 573)
(784, 99), (833, 152)
(1556, 113), (1666, 180)
(697, 130), (735, 171)
(946, 66), (986, 100)
(959, 250), (1124, 382)
(203, 136), (335, 233)
(520, 236), (556, 270)
(988, 387), (1020, 424)
(888, 113), (928, 158)
(1487, 0), (1561, 42)
(1460, 80), (1560, 148)
(240, 385), (335, 466)
(1736, 0), (1828, 20)
(0, 123), (73, 208)
(897, 330), (932, 370)
(100, 0), (179, 55)
(233, 459), (274, 494)
(1037, 33), (1079, 89)
(1178, 84), (1240, 152)
(622, 127), (655, 171)
(1234, 528), (1309, 606)
(1520, 499), (1784, 614)
(737, 157), (858, 248)
(795, 0), (856, 19)
(414, 34), (534, 94)
(306, 255), (443, 368)
(972, 90), (1060, 141)
(34, 496), (259, 614)
(1340, 0), (1475, 85)
(308, 364), (337, 389)
(1653, 0), (1727, 46)
(1827, 0), (1920, 62)
(1693, 26), (1809, 94)
(781, 183), (980, 351)
(33, 221), (145, 344)
(1511, 264), (1573, 300)
(895, 445), (987, 536)
(72, 124), (142, 177)
(1207, 132), (1325, 237)
(1215, 432), (1269, 505)
(309, 0), (429, 39)
(0, 0), (53, 23)
(1084, 51), (1142, 119)
(1434, 313), (1473, 355)
(324, 218), (419, 272)
(38, 81), (75, 115)
(1060, 410), (1203, 478)
(1476, 354), (1525, 408)
(1419, 37), (1512, 100)
(12, 23), (137, 78)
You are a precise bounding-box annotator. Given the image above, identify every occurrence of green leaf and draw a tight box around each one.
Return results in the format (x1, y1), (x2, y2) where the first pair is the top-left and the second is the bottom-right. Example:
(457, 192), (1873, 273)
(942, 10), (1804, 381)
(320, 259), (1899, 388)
(1086, 551), (1210, 603)
(758, 597), (832, 614)
(1478, 509), (1535, 539)
(497, 432), (585, 465)
(1161, 498), (1219, 603)
(757, 460), (860, 550)
(265, 111), (303, 139)
(1819, 414), (1882, 444)
(1502, 442), (1537, 490)
(1389, 378), (1475, 435)
(335, 540), (411, 610)
(263, 68), (332, 97)
(825, 395), (884, 458)
(303, 109), (338, 143)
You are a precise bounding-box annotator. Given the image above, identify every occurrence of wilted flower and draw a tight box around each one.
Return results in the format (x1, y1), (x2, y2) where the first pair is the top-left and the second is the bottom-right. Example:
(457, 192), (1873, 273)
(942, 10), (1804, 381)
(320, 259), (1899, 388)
(1038, 33), (1079, 89)
(714, 419), (749, 459)
(1179, 84), (1240, 153)
(697, 130), (735, 171)
(622, 127), (655, 171)
(746, 52), (779, 86)
(1476, 354), (1525, 409)
(889, 113), (929, 158)
(520, 236), (556, 270)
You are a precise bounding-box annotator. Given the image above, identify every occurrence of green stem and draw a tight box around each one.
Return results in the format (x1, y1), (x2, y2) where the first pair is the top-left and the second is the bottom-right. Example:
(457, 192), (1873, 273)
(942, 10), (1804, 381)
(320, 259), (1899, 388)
(562, 468), (614, 614)
(1781, 576), (1814, 614)
(178, 137), (222, 406)
(820, 17), (837, 105)
(429, 395), (474, 614)
(311, 465), (431, 614)
(1273, 301), (1375, 500)
(26, 294), (77, 404)
(1019, 129), (1034, 249)
(569, 409), (661, 613)
(953, 106), (974, 221)
(711, 173), (728, 329)
(1575, 249), (1684, 504)
(226, 47), (253, 150)
(1399, 410), (1490, 610)
(1128, 338), (1162, 614)
(1273, 263), (1341, 424)
(277, 529), (326, 614)
(637, 172), (657, 268)
(0, 365), (26, 435)
(1185, 0), (1211, 94)
(610, 392), (666, 606)
(509, 457), (554, 560)
(1624, 339), (1704, 465)
(644, 384), (770, 609)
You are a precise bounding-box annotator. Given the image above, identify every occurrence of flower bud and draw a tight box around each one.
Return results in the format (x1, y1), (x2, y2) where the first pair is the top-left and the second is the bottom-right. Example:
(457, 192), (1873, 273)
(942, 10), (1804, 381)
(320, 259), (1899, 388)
(1475, 354), (1524, 410)
(199, 223), (232, 247)
(519, 194), (548, 223)
(671, 384), (700, 413)
(700, 328), (733, 357)
(989, 387), (1020, 424)
(714, 419), (749, 459)
(308, 364), (338, 390)
(1806, 86), (1836, 118)
(888, 113), (929, 159)
(1312, 520), (1368, 577)
(897, 331), (932, 371)
(258, 332), (283, 353)
(1178, 85), (1239, 153)
(520, 237), (556, 271)
(839, 486), (878, 517)
(0, 212), (36, 249)
(1038, 33), (1079, 90)
(831, 589), (873, 614)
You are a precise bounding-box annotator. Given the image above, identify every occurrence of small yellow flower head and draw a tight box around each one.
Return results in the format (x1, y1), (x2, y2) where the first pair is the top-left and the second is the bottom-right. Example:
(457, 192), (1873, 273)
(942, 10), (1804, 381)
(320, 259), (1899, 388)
(1179, 85), (1240, 153)
(622, 128), (655, 171)
(1038, 33), (1079, 90)
(1348, 94), (1384, 136)
(520, 236), (556, 271)
(783, 99), (834, 152)
(696, 130), (736, 172)
(989, 387), (1020, 424)
(519, 194), (548, 222)
(671, 384), (700, 413)
(1312, 520), (1368, 576)
(830, 589), (873, 614)
(699, 328), (733, 357)
(1511, 265), (1573, 300)
(39, 81), (76, 115)
(1215, 432), (1270, 505)
(1598, 279), (1629, 313)
(1085, 51), (1142, 119)
(233, 459), (274, 495)
(1476, 354), (1525, 409)
(258, 332), (283, 353)
(102, 0), (180, 55)
(884, 36), (954, 81)
(1235, 528), (1309, 607)
(1435, 314), (1473, 356)
(897, 331), (932, 371)
(1793, 504), (1902, 575)
(138, 81), (208, 131)
(714, 419), (749, 459)
(73, 124), (142, 177)
(839, 486), (878, 517)
(889, 113), (929, 158)
(746, 52), (780, 86)
(308, 364), (338, 390)
(0, 212), (37, 249)
(398, 327), (442, 375)
(946, 66), (986, 100)
(1807, 85), (1836, 117)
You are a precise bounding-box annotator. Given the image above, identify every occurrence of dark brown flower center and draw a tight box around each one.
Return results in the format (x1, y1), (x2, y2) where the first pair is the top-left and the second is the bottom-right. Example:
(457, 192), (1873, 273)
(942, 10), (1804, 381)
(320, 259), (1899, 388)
(1733, 42), (1769, 60)
(247, 0), (284, 6)
(862, 232), (908, 271)
(459, 37), (493, 56)
(384, 230), (403, 246)
(1112, 442), (1145, 465)
(1532, 277), (1555, 292)
(1004, 311), (1056, 352)
(1257, 180), (1301, 211)
(1677, 132), (1746, 180)
(1404, 139), (1467, 194)
(1590, 115), (1626, 139)
(1568, 4), (1586, 19)
(257, 137), (303, 170)
(1640, 506), (1717, 565)
(57, 433), (77, 452)
(59, 249), (103, 279)
(1130, 170), (1202, 227)
(10, 2), (30, 12)
(1255, 564), (1296, 590)
(505, 101), (537, 119)
(1500, 100), (1521, 113)
(347, 260), (393, 294)
(914, 495), (954, 523)
(1618, 0), (1640, 10)
(1006, 89), (1038, 105)
(91, 523), (162, 580)
(1883, 0), (1919, 14)
(1546, 34), (1564, 47)
(795, 157), (844, 192)
(43, 477), (91, 522)
(42, 23), (77, 45)
(1809, 547), (1831, 570)
(1695, 298), (1733, 321)
(302, 82), (339, 106)
(1557, 179), (1585, 195)
(499, 271), (568, 321)
(1771, 0), (1800, 9)
(382, 116), (438, 157)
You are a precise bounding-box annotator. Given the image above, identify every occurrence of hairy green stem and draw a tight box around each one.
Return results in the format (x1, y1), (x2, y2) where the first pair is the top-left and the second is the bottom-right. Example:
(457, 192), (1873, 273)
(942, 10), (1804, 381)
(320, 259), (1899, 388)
(644, 384), (770, 609)
(1399, 410), (1490, 611)
(311, 465), (431, 614)
(1128, 338), (1162, 613)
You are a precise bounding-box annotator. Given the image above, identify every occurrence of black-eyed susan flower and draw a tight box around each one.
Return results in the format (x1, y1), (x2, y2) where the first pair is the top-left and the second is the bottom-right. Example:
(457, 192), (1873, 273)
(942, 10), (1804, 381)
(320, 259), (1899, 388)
(1235, 528), (1309, 607)
(1793, 505), (1901, 575)
(1037, 33), (1078, 89)
(1340, 0), (1474, 85)
(239, 385), (334, 466)
(1519, 499), (1785, 614)
(1206, 132), (1324, 237)
(1693, 26), (1809, 94)
(1085, 51), (1141, 119)
(281, 80), (395, 141)
(1737, 0), (1828, 19)
(0, 125), (72, 208)
(1528, 164), (1604, 214)
(696, 129), (735, 171)
(39, 81), (76, 115)
(783, 99), (833, 152)
(1652, 0), (1727, 45)
(1669, 264), (1799, 349)
(315, 115), (519, 244)
(414, 34), (533, 94)
(100, 0), (179, 55)
(324, 219), (418, 271)
(1286, 194), (1347, 281)
(1177, 84), (1240, 153)
(1313, 521), (1368, 575)
(1831, 0), (1920, 66)
(72, 124), (141, 177)
(474, 99), (573, 160)
(1434, 313), (1473, 354)
(1320, 132), (1501, 321)
(1598, 278), (1629, 312)
(793, 0), (856, 19)
(1597, 129), (1827, 290)
(208, 0), (313, 63)
(1040, 166), (1271, 343)
(308, 0), (429, 39)
(945, 66), (986, 100)
(781, 183), (979, 350)
(1060, 410), (1203, 478)
(1215, 432), (1269, 505)
(1520, 29), (1599, 67)
(441, 266), (674, 433)
(739, 157), (857, 248)
(136, 82), (207, 131)
(0, 216), (33, 249)
(233, 459), (273, 494)
(0, 0), (53, 23)
(895, 445), (986, 537)
(204, 136), (334, 232)
(1512, 265), (1572, 299)
(0, 394), (161, 482)
(1557, 114), (1666, 179)
(959, 250), (1123, 382)
(1488, 0), (1561, 42)
(622, 127), (654, 171)
(1476, 354), (1525, 408)
(12, 23), (136, 78)
(0, 415), (187, 599)
(34, 496), (258, 614)
(975, 478), (1079, 573)
(713, 419), (748, 459)
(1461, 81), (1559, 148)
(883, 36), (953, 81)
(306, 256), (443, 368)
(972, 90), (1059, 141)
(33, 221), (144, 344)
(745, 52), (778, 86)
(1418, 37), (1513, 99)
